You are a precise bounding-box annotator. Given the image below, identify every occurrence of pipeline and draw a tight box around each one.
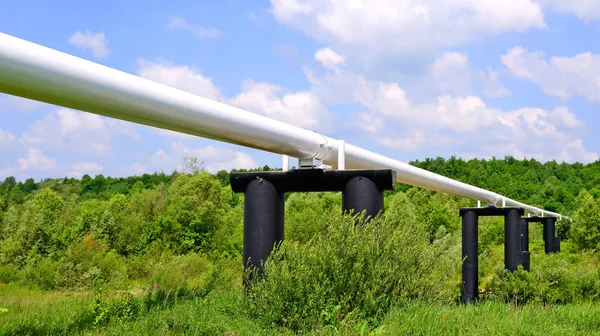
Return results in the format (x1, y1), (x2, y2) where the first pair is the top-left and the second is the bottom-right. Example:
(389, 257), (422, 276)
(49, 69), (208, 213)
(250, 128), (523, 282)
(0, 33), (568, 219)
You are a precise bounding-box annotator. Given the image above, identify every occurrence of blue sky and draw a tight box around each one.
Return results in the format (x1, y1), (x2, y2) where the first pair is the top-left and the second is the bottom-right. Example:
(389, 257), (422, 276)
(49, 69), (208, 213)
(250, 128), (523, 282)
(2, 0), (600, 181)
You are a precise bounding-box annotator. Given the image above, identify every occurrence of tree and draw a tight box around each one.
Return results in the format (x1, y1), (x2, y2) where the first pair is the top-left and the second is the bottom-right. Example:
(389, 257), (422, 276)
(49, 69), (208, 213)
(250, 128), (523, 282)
(571, 190), (600, 251)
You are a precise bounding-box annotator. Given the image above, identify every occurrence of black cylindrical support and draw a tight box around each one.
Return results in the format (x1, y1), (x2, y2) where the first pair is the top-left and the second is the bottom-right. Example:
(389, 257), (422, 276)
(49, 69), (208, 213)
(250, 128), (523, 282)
(342, 176), (384, 221)
(553, 237), (561, 252)
(505, 210), (521, 271)
(243, 179), (284, 274)
(520, 218), (529, 252)
(543, 217), (556, 254)
(461, 210), (478, 303)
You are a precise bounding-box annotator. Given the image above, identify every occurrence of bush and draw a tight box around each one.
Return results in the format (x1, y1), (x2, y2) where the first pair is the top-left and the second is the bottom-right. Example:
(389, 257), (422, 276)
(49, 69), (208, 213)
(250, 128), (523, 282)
(149, 253), (215, 292)
(284, 192), (341, 243)
(488, 252), (600, 304)
(0, 263), (22, 283)
(570, 190), (600, 252)
(24, 258), (60, 289)
(245, 193), (459, 331)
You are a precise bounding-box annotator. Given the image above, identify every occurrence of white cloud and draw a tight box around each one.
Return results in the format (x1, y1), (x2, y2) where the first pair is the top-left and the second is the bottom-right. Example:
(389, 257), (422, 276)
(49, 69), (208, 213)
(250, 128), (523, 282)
(315, 47), (346, 70)
(539, 0), (600, 20)
(146, 142), (257, 173)
(67, 162), (104, 178)
(430, 52), (510, 97)
(229, 80), (333, 131)
(120, 162), (147, 176)
(0, 95), (44, 112)
(148, 149), (179, 173)
(136, 60), (332, 131)
(502, 46), (600, 101)
(68, 30), (110, 59)
(0, 166), (15, 179)
(378, 131), (459, 151)
(549, 106), (583, 128)
(483, 69), (512, 98)
(167, 16), (222, 39)
(18, 148), (56, 171)
(304, 48), (594, 163)
(0, 129), (15, 146)
(430, 52), (473, 95)
(136, 59), (223, 100)
(21, 108), (139, 157)
(150, 127), (196, 140)
(2, 148), (105, 179)
(270, 0), (545, 58)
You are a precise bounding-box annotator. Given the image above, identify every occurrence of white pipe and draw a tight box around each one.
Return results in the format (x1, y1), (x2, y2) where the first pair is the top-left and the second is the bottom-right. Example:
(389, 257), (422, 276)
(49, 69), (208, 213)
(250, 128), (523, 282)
(338, 140), (345, 170)
(477, 200), (481, 208)
(282, 155), (289, 172)
(0, 33), (568, 219)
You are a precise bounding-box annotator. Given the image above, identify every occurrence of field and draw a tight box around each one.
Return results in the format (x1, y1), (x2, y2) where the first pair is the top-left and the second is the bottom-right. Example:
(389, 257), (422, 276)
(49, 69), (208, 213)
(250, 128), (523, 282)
(1, 157), (600, 335)
(2, 285), (600, 335)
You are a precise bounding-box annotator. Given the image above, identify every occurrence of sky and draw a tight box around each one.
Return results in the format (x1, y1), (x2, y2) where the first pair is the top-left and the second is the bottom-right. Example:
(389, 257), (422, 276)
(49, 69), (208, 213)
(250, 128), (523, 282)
(2, 0), (600, 181)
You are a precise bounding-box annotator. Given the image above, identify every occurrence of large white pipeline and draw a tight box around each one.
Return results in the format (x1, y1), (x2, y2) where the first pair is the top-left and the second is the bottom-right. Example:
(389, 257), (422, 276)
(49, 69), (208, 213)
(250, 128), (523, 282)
(0, 33), (568, 219)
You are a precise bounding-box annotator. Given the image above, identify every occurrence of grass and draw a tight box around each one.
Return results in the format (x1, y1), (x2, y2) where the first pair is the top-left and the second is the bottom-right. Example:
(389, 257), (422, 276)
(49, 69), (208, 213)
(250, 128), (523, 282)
(2, 283), (600, 335)
(380, 301), (600, 335)
(0, 283), (93, 335)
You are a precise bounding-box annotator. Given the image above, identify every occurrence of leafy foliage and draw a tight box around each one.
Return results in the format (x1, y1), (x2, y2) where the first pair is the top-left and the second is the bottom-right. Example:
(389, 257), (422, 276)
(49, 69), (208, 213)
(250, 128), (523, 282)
(245, 193), (460, 331)
(0, 156), (600, 334)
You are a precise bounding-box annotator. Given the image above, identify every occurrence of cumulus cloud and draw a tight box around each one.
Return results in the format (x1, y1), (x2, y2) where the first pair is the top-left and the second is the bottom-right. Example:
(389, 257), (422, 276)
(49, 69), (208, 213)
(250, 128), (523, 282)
(68, 30), (110, 59)
(1, 147), (104, 180)
(167, 16), (222, 39)
(120, 162), (147, 176)
(145, 142), (257, 173)
(137, 60), (333, 132)
(21, 108), (140, 157)
(136, 59), (223, 100)
(230, 80), (333, 131)
(538, 0), (600, 21)
(270, 0), (545, 58)
(430, 52), (510, 97)
(0, 129), (16, 146)
(67, 162), (104, 178)
(0, 95), (44, 112)
(305, 47), (595, 163)
(315, 47), (346, 70)
(502, 46), (600, 101)
(18, 148), (56, 171)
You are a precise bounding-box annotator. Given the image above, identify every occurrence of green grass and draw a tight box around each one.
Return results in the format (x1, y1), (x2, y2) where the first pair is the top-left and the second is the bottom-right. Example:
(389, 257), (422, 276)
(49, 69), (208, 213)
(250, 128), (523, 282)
(98, 292), (278, 336)
(379, 301), (600, 335)
(0, 284), (93, 335)
(2, 283), (600, 336)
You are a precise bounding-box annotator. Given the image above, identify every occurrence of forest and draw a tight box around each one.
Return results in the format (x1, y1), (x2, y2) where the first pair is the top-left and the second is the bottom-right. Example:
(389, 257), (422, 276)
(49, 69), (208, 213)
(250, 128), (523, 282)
(1, 156), (600, 335)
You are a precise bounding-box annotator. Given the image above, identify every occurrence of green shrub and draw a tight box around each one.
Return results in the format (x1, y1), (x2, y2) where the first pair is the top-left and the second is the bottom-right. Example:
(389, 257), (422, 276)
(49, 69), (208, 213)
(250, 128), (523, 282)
(24, 258), (60, 289)
(284, 192), (341, 244)
(149, 253), (215, 292)
(245, 193), (458, 331)
(0, 263), (22, 283)
(488, 252), (600, 304)
(571, 190), (600, 251)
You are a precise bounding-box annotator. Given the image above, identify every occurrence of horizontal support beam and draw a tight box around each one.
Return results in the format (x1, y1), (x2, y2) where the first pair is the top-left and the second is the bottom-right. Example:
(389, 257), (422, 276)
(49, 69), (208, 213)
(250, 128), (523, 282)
(523, 216), (558, 223)
(230, 169), (396, 193)
(459, 207), (525, 217)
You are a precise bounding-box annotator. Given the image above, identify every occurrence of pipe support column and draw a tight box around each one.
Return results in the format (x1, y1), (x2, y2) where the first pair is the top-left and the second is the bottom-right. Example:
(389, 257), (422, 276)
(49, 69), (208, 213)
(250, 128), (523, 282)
(342, 176), (384, 221)
(505, 210), (522, 271)
(461, 210), (478, 303)
(243, 179), (284, 275)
